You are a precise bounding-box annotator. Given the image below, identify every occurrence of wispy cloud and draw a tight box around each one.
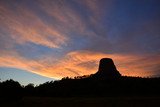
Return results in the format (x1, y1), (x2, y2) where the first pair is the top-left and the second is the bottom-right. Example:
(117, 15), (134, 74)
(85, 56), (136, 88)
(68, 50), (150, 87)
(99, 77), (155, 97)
(0, 1), (68, 48)
(0, 0), (160, 79)
(0, 50), (159, 79)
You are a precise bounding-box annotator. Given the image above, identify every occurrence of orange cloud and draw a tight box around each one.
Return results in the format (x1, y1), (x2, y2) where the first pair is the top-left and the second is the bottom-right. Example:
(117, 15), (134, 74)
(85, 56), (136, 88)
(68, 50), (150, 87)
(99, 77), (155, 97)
(52, 51), (160, 78)
(0, 50), (159, 79)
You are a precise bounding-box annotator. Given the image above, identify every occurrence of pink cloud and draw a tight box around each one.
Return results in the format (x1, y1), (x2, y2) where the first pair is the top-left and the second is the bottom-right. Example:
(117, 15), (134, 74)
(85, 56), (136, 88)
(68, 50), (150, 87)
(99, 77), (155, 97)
(0, 4), (68, 48)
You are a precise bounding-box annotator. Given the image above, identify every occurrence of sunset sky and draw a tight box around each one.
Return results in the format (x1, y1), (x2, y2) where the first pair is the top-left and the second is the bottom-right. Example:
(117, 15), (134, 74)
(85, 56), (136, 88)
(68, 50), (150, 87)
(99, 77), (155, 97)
(0, 0), (160, 85)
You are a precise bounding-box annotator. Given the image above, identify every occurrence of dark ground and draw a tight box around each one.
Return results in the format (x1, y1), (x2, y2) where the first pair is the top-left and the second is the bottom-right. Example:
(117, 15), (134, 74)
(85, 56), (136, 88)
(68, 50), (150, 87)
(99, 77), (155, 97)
(1, 96), (160, 107)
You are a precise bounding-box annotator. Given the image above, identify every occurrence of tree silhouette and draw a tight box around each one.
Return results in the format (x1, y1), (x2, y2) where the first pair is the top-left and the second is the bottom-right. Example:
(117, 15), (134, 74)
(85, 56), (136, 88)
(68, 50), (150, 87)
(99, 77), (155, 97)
(0, 79), (23, 100)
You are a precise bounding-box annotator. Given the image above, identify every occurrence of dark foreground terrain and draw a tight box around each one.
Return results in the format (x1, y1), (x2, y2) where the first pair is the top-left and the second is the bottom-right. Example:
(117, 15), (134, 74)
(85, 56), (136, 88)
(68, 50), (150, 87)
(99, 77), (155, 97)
(1, 97), (160, 107)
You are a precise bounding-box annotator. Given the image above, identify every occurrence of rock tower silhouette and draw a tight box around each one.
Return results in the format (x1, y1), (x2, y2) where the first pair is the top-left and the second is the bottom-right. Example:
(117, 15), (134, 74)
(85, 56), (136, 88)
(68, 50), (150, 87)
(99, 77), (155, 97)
(94, 58), (121, 79)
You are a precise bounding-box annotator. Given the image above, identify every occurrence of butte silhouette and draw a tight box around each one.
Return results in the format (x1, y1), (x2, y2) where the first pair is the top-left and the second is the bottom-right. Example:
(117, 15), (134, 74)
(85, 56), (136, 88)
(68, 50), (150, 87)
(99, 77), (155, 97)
(93, 58), (121, 79)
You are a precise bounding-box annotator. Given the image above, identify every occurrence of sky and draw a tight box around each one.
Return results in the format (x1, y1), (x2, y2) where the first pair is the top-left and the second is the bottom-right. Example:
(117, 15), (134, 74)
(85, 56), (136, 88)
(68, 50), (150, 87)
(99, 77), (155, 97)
(0, 0), (160, 85)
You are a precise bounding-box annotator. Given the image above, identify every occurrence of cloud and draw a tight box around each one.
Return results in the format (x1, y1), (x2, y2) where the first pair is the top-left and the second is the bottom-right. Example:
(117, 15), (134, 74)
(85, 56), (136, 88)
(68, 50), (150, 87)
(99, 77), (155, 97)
(0, 50), (159, 79)
(0, 0), (160, 80)
(38, 0), (94, 35)
(0, 0), (110, 50)
(0, 1), (68, 48)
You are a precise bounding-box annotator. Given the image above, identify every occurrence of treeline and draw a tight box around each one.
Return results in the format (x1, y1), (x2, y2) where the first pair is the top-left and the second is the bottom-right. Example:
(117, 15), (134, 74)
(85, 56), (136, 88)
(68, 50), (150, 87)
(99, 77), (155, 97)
(1, 76), (160, 99)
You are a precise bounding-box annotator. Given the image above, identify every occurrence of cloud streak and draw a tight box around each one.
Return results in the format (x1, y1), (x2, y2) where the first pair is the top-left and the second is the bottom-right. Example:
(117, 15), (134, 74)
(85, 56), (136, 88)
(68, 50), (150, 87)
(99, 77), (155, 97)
(0, 1), (68, 48)
(0, 0), (160, 80)
(0, 50), (159, 79)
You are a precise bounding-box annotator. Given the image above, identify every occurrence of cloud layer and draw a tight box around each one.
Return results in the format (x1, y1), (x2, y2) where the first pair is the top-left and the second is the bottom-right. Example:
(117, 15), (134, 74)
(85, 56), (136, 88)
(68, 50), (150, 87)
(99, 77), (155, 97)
(0, 0), (160, 79)
(0, 50), (159, 79)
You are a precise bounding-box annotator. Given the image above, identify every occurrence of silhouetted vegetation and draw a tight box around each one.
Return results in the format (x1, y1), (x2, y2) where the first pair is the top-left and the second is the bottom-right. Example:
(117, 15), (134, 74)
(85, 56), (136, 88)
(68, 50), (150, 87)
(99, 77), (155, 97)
(0, 79), (23, 100)
(1, 76), (160, 99)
